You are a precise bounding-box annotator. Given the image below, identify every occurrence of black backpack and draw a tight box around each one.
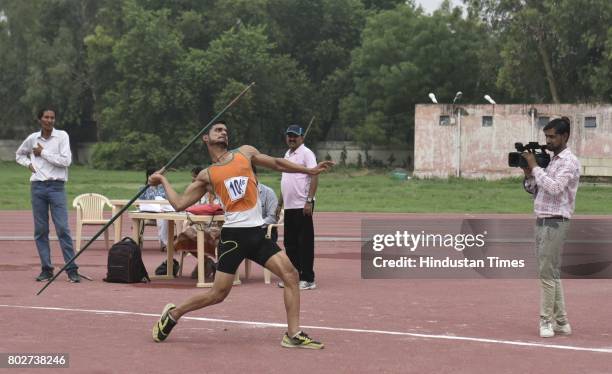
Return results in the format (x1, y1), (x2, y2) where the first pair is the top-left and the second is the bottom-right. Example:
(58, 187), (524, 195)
(103, 237), (150, 283)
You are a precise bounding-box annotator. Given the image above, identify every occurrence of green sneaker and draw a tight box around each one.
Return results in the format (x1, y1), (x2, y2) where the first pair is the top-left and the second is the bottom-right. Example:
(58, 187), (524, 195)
(152, 303), (177, 342)
(281, 331), (324, 349)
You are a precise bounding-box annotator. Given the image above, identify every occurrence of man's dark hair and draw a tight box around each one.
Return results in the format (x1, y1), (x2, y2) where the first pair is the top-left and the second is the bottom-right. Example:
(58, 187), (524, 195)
(205, 120), (227, 135)
(37, 107), (57, 119)
(544, 117), (571, 136)
(191, 166), (203, 176)
(146, 167), (157, 184)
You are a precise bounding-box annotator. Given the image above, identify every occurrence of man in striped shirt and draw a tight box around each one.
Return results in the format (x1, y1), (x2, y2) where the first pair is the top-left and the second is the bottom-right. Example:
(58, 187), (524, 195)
(522, 117), (580, 338)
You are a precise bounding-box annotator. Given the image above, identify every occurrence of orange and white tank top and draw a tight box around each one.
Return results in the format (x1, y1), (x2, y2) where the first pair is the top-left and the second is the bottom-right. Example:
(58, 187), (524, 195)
(207, 150), (263, 228)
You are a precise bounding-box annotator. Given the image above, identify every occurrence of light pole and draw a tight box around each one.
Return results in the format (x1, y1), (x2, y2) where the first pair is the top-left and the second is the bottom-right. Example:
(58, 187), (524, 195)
(453, 91), (463, 177)
(528, 107), (537, 141)
(453, 91), (463, 104)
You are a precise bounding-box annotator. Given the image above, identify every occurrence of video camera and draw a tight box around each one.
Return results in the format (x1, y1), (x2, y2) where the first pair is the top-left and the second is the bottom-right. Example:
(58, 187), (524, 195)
(508, 142), (550, 168)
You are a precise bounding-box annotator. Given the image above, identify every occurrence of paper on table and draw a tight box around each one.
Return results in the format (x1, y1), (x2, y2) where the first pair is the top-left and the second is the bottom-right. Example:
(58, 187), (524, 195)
(138, 196), (175, 212)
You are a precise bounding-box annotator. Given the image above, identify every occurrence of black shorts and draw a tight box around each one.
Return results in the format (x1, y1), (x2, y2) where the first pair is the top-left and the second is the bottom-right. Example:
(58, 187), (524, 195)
(217, 226), (281, 274)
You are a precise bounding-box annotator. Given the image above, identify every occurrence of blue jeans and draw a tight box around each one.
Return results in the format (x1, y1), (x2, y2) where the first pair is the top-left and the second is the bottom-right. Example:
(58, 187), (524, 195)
(31, 181), (78, 272)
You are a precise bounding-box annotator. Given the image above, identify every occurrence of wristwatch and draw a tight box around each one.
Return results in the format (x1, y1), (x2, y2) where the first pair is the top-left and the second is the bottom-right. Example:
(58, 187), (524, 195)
(306, 197), (314, 203)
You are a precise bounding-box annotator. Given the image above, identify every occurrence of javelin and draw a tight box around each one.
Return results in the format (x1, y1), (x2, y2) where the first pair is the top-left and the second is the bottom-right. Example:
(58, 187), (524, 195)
(304, 116), (315, 138)
(37, 82), (256, 295)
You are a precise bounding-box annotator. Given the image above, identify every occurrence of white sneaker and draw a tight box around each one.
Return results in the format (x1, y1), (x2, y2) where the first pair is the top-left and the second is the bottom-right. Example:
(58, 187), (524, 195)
(299, 281), (316, 290)
(277, 281), (285, 288)
(540, 320), (554, 338)
(553, 322), (572, 335)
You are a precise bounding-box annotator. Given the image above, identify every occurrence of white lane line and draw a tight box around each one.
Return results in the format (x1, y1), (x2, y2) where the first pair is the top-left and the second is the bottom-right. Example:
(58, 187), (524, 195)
(0, 236), (165, 241)
(1, 304), (611, 354)
(5, 236), (612, 244)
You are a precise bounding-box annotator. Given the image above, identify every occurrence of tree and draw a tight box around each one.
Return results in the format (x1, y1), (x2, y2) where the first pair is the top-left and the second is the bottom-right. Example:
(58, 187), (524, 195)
(181, 25), (314, 150)
(340, 2), (496, 147)
(263, 0), (367, 140)
(0, 0), (100, 146)
(465, 0), (612, 103)
(0, 2), (32, 138)
(86, 0), (195, 144)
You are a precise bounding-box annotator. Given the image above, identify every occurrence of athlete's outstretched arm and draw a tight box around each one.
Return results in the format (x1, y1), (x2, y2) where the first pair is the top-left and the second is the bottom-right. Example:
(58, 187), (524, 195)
(242, 145), (334, 175)
(149, 171), (208, 211)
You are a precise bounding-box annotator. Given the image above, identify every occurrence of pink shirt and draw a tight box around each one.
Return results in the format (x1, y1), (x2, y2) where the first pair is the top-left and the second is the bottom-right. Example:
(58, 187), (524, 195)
(524, 148), (580, 219)
(281, 144), (317, 209)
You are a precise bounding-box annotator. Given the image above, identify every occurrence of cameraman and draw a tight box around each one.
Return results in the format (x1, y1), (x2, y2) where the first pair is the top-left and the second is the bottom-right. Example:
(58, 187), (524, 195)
(522, 117), (580, 338)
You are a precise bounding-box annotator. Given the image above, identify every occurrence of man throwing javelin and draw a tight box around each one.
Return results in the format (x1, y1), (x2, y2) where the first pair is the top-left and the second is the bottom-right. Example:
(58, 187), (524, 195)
(149, 120), (333, 349)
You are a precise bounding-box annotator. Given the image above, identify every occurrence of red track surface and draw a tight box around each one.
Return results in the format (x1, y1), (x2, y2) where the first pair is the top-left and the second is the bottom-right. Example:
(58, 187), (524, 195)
(1, 211), (611, 373)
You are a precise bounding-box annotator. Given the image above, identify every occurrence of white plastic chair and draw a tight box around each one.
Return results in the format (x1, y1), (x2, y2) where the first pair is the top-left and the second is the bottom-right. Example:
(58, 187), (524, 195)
(72, 193), (113, 252)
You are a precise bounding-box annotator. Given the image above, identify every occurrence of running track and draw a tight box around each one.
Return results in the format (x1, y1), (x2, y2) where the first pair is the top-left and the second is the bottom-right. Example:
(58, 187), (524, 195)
(0, 211), (611, 373)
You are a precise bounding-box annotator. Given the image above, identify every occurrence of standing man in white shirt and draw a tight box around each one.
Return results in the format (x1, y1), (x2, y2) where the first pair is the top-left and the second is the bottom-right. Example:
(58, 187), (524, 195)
(15, 107), (81, 283)
(278, 124), (319, 290)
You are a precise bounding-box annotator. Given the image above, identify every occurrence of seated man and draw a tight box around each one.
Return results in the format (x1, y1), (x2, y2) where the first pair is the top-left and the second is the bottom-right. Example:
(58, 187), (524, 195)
(141, 168), (169, 251)
(253, 165), (279, 243)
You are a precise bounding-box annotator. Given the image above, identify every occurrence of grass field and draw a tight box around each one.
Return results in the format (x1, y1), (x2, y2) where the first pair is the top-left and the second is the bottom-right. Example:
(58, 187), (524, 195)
(2, 161), (611, 213)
